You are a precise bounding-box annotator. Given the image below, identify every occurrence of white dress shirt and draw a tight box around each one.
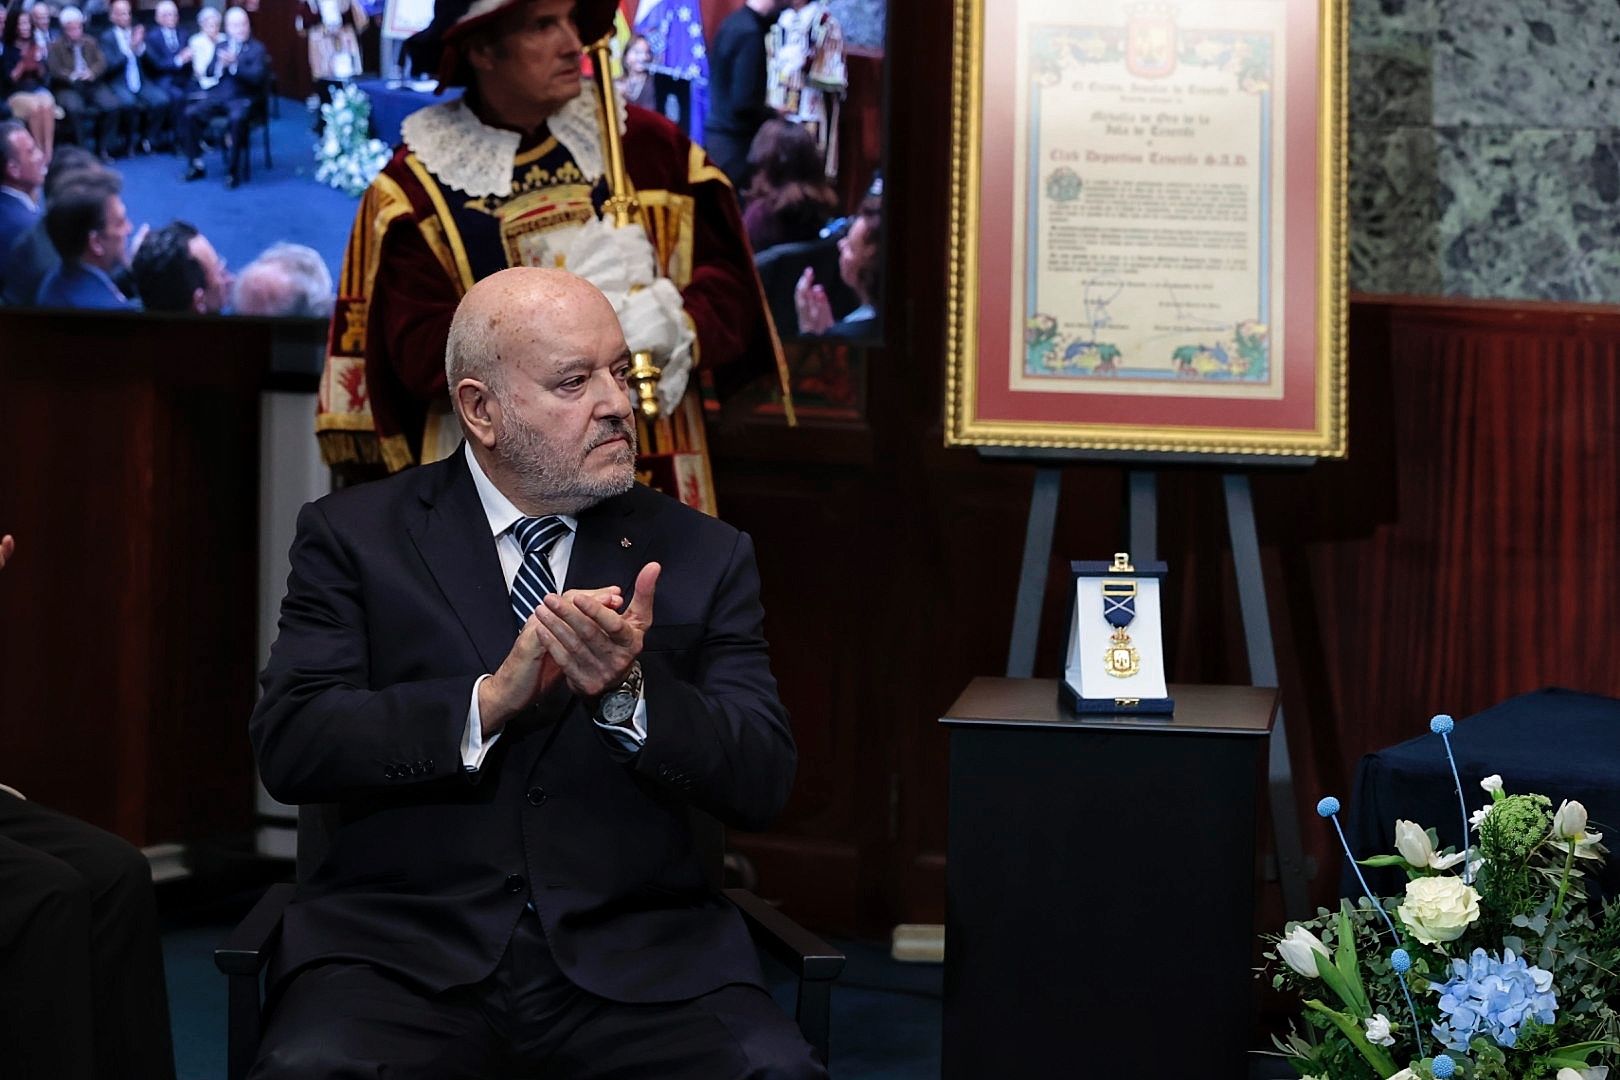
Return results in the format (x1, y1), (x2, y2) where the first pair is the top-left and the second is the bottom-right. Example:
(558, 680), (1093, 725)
(460, 443), (648, 771)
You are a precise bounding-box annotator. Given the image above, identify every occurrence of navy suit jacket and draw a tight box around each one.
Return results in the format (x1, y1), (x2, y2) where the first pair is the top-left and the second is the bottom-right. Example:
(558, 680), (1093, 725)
(0, 193), (39, 279)
(142, 25), (190, 87)
(35, 261), (138, 309)
(251, 454), (797, 1001)
(211, 36), (267, 101)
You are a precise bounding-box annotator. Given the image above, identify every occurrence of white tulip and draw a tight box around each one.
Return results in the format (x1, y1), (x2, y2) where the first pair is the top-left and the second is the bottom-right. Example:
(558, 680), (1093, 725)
(1553, 800), (1589, 840)
(1394, 819), (1466, 870)
(1364, 1013), (1396, 1047)
(1480, 774), (1503, 794)
(1277, 926), (1330, 978)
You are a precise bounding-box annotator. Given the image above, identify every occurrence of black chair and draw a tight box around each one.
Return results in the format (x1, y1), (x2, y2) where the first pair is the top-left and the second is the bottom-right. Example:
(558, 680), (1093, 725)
(215, 805), (844, 1080)
(754, 236), (860, 342)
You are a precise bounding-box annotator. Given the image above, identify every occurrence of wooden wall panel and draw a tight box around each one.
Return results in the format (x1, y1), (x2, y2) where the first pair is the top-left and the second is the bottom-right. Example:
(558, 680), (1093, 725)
(0, 311), (268, 848)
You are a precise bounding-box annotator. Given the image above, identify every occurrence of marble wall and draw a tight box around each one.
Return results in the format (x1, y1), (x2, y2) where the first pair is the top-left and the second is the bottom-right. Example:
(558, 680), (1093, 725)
(1350, 0), (1620, 301)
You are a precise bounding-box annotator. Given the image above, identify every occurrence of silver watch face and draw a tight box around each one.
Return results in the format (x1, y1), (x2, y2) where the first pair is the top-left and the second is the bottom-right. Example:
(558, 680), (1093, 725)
(600, 691), (637, 725)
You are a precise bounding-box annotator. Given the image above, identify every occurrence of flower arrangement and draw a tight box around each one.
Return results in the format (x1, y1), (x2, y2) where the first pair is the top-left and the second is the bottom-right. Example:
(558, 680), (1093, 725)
(1264, 714), (1619, 1080)
(314, 85), (392, 197)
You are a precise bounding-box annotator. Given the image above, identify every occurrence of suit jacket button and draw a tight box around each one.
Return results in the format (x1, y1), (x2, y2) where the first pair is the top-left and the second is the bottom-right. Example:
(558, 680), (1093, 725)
(504, 874), (526, 894)
(526, 787), (548, 806)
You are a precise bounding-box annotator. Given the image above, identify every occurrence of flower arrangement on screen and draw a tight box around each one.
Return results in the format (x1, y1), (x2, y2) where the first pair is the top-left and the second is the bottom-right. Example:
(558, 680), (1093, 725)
(1264, 715), (1619, 1080)
(314, 85), (392, 197)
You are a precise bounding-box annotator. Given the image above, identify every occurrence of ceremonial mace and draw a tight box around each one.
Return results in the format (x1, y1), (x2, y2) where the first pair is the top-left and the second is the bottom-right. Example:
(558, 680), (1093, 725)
(587, 35), (664, 420)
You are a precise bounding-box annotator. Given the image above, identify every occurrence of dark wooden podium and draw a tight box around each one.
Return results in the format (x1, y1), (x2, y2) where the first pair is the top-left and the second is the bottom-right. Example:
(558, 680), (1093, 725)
(0, 309), (313, 848)
(941, 679), (1276, 1079)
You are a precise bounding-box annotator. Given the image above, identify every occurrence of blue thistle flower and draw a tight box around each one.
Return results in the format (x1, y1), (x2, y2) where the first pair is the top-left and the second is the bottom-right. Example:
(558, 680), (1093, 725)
(1316, 796), (1341, 817)
(1432, 1054), (1456, 1078)
(1390, 948), (1411, 974)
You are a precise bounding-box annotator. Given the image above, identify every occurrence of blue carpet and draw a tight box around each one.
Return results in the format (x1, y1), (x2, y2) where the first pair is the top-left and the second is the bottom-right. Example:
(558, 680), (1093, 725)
(114, 99), (359, 289)
(162, 904), (941, 1079)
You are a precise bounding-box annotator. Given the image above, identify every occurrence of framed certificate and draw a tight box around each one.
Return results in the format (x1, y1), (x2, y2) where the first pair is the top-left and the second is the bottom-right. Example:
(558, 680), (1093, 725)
(945, 0), (1347, 457)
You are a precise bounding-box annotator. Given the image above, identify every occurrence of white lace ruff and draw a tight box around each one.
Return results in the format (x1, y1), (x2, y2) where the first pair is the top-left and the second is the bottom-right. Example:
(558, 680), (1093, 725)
(399, 91), (630, 199)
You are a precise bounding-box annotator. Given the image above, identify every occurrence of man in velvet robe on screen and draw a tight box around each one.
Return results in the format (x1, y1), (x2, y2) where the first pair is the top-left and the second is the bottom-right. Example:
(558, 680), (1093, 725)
(315, 0), (785, 516)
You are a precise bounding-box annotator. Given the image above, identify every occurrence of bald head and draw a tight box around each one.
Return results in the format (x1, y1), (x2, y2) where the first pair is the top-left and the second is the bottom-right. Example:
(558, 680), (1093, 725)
(446, 268), (635, 516)
(445, 267), (622, 400)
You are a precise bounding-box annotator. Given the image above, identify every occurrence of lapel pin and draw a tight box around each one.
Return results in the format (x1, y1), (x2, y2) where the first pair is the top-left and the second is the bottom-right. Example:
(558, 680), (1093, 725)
(620, 537), (633, 548)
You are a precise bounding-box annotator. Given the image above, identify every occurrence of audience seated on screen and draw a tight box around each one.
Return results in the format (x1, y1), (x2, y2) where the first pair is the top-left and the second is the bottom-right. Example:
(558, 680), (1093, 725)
(0, 121), (45, 281)
(181, 6), (266, 189)
(100, 0), (174, 153)
(37, 170), (139, 308)
(794, 190), (880, 339)
(2, 7), (58, 159)
(47, 6), (129, 157)
(187, 6), (222, 90)
(27, 3), (57, 51)
(1, 144), (111, 304)
(742, 119), (838, 253)
(131, 218), (231, 313)
(144, 2), (192, 95)
(232, 241), (333, 317)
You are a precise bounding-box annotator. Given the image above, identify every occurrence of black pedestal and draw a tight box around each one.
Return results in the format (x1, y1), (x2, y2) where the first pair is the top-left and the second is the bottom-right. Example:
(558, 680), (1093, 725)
(942, 679), (1276, 1079)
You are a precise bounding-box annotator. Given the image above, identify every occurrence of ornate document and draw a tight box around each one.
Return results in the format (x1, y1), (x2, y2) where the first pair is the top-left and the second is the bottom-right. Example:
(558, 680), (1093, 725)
(1013, 1), (1285, 398)
(946, 0), (1346, 457)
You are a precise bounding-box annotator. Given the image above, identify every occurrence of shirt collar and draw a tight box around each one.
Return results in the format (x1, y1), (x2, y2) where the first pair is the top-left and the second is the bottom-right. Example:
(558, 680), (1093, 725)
(0, 186), (37, 213)
(463, 442), (576, 542)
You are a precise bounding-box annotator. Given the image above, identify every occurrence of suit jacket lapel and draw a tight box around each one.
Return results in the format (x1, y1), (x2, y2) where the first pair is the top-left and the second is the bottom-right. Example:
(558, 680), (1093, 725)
(565, 490), (645, 603)
(407, 455), (513, 673)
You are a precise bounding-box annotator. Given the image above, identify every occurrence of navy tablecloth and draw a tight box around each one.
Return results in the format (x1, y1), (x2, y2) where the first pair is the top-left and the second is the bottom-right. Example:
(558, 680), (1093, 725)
(353, 78), (462, 148)
(1344, 687), (1620, 900)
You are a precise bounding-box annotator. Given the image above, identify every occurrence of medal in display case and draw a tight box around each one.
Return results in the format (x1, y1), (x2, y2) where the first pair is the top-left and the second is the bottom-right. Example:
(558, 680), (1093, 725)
(1061, 553), (1173, 714)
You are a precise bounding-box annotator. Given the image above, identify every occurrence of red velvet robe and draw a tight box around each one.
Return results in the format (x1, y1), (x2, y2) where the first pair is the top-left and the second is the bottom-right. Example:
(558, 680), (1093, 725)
(316, 97), (776, 480)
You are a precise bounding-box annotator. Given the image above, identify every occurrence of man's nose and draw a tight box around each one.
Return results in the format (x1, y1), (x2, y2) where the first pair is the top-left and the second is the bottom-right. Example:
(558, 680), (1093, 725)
(593, 369), (632, 416)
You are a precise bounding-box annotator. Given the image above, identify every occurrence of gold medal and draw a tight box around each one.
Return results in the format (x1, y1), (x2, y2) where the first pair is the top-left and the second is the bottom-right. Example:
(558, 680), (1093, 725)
(1104, 626), (1140, 678)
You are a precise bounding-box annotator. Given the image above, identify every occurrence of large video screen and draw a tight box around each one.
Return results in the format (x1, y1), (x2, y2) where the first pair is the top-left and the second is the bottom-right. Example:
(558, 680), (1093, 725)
(0, 0), (885, 399)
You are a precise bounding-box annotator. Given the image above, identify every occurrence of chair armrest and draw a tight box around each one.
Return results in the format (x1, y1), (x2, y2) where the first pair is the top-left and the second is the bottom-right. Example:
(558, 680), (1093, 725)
(724, 887), (845, 982)
(214, 882), (295, 976)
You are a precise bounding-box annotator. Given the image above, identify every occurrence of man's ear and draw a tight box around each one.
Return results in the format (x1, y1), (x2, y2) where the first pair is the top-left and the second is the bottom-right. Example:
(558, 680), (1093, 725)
(454, 377), (500, 449)
(464, 36), (496, 73)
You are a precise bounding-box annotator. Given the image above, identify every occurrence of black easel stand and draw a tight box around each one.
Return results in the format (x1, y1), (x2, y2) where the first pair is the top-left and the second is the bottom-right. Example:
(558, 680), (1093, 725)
(987, 448), (1312, 919)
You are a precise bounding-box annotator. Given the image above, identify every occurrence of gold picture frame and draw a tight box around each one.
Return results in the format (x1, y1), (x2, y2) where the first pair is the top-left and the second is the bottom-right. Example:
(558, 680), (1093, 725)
(945, 0), (1347, 457)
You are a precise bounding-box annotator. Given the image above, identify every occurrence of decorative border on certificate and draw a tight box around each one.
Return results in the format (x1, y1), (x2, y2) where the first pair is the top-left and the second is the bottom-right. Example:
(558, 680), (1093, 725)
(945, 0), (1346, 456)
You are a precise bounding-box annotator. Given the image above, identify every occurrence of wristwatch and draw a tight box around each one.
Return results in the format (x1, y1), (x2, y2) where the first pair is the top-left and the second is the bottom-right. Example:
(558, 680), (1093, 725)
(595, 662), (644, 726)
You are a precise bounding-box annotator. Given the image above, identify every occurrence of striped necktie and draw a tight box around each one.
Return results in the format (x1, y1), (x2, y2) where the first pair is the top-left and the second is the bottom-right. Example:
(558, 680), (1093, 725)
(509, 516), (571, 628)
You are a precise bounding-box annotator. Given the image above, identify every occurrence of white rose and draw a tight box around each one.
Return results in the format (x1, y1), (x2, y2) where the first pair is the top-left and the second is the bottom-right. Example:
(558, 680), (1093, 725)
(1364, 1013), (1396, 1047)
(1394, 819), (1465, 871)
(1553, 800), (1589, 840)
(1277, 925), (1330, 978)
(1480, 774), (1503, 794)
(1386, 1071), (1416, 1080)
(1398, 876), (1482, 944)
(1558, 1068), (1609, 1080)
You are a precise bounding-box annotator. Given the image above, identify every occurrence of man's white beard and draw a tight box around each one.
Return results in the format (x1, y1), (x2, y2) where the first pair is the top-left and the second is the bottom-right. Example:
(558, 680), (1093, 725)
(496, 407), (637, 515)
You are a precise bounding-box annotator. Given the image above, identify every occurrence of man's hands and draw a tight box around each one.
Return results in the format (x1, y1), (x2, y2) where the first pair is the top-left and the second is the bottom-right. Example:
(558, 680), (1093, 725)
(479, 585), (622, 737)
(0, 534), (13, 571)
(532, 561), (661, 703)
(477, 565), (661, 737)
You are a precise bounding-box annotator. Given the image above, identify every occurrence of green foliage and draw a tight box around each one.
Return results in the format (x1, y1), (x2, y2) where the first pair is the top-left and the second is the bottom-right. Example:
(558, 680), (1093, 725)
(1261, 784), (1618, 1079)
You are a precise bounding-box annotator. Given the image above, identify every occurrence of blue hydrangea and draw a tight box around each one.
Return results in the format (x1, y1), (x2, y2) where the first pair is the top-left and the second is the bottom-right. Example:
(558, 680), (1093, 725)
(1429, 947), (1557, 1051)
